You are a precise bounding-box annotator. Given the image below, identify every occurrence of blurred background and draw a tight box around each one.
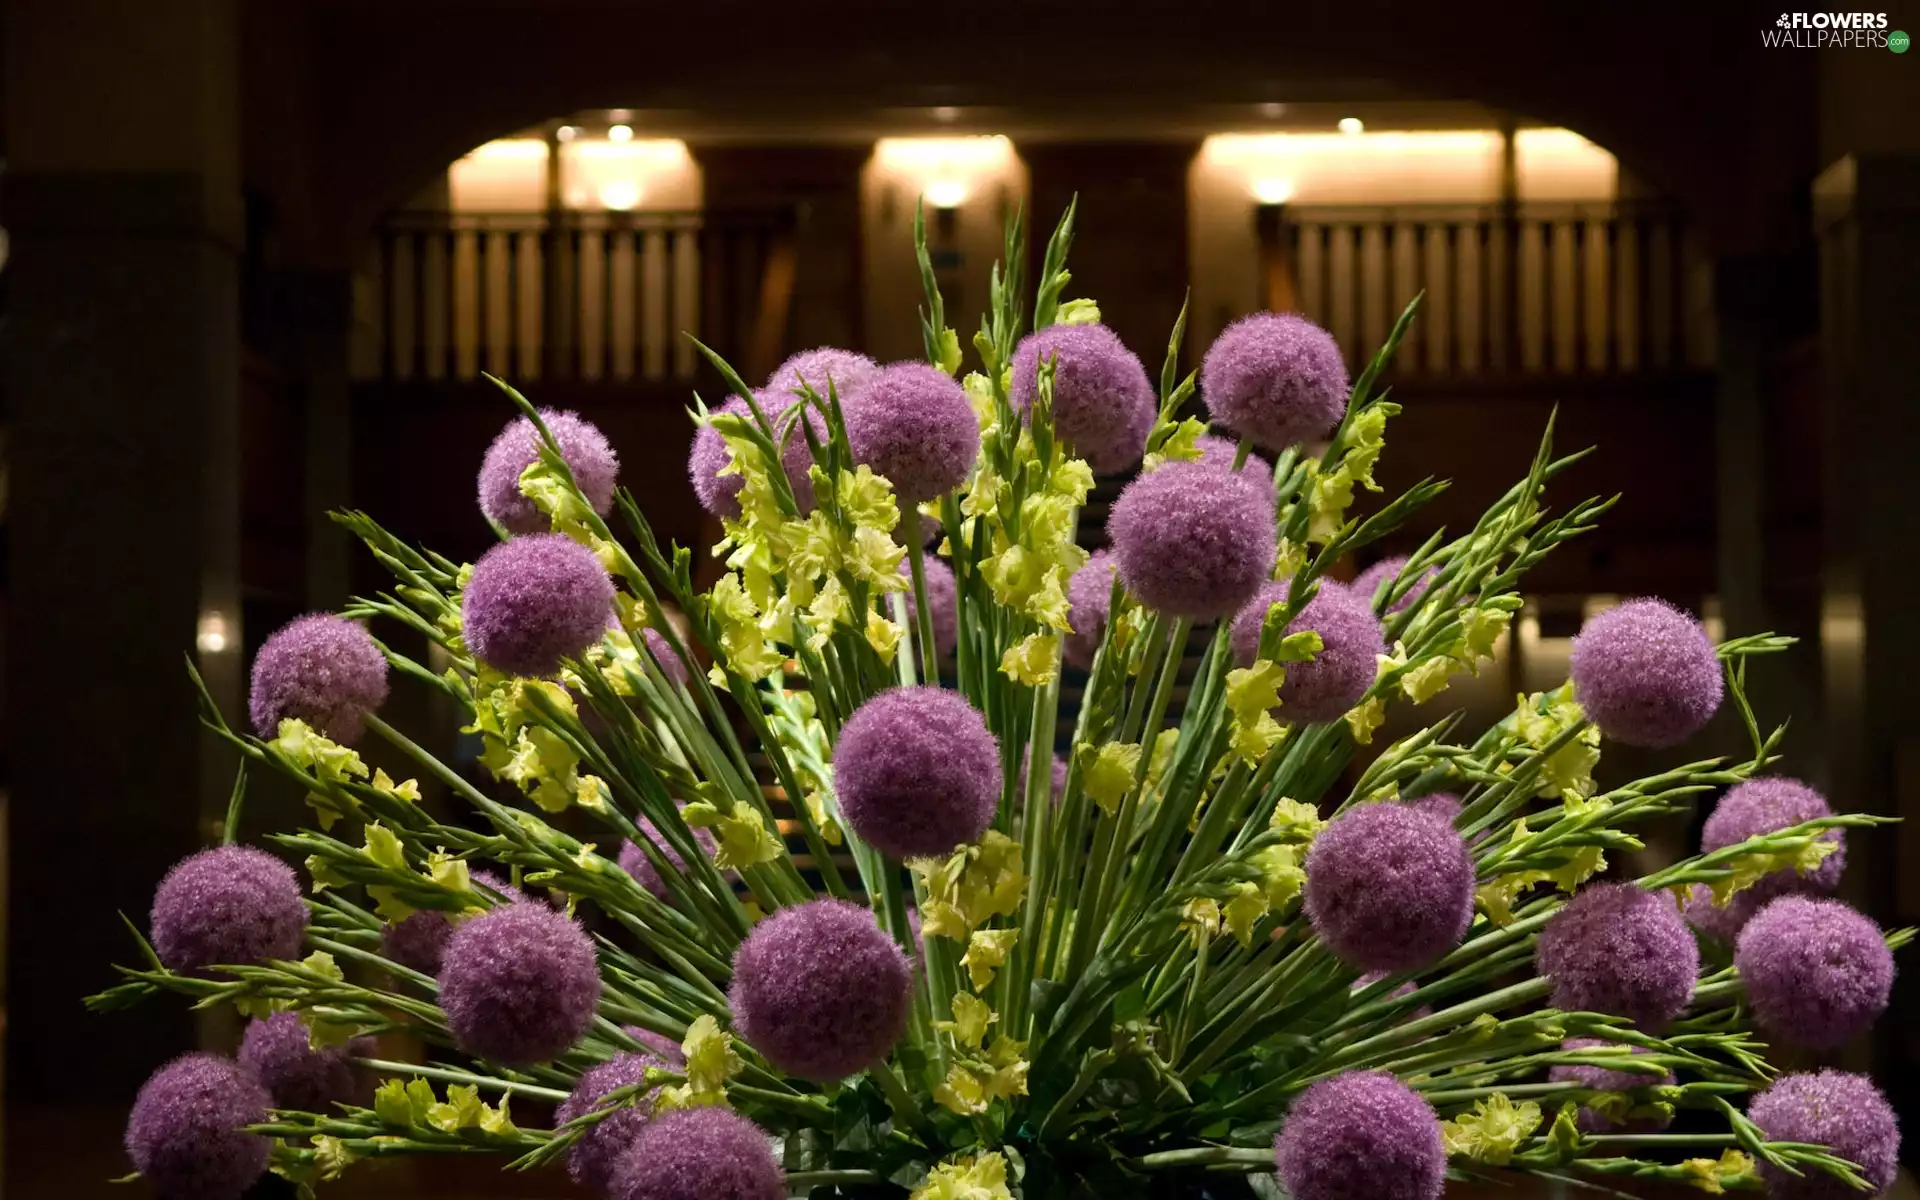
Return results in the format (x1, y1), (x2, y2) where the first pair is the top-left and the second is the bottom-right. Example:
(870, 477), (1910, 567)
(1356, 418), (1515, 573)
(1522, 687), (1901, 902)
(2, 0), (1917, 1195)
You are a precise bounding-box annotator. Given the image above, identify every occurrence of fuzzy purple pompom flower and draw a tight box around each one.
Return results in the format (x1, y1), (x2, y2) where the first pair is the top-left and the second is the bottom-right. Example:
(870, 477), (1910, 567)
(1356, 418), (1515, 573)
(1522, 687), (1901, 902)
(1011, 324), (1156, 474)
(1549, 1038), (1676, 1132)
(1202, 313), (1349, 454)
(125, 1054), (273, 1200)
(900, 553), (958, 657)
(1064, 549), (1119, 670)
(237, 1011), (370, 1112)
(248, 614), (389, 744)
(640, 627), (692, 688)
(380, 869), (521, 977)
(624, 1025), (686, 1065)
(150, 846), (306, 973)
(462, 533), (614, 677)
(1230, 579), (1385, 723)
(688, 393), (826, 519)
(1682, 882), (1765, 947)
(608, 1107), (785, 1200)
(438, 902), (600, 1065)
(1570, 598), (1723, 749)
(478, 409), (619, 536)
(1705, 777), (1846, 894)
(1749, 1070), (1900, 1200)
(1273, 1070), (1445, 1200)
(1536, 882), (1698, 1030)
(1406, 792), (1463, 825)
(841, 363), (980, 504)
(729, 897), (913, 1081)
(1109, 461), (1277, 621)
(1352, 555), (1438, 615)
(1193, 432), (1276, 497)
(767, 347), (878, 399)
(1305, 803), (1474, 972)
(555, 1051), (665, 1193)
(1735, 896), (1892, 1049)
(833, 686), (1000, 859)
(618, 817), (718, 901)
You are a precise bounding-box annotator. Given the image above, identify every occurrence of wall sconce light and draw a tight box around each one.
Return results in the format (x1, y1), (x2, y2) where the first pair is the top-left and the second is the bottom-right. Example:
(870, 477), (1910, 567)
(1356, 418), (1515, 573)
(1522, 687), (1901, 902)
(599, 181), (642, 211)
(608, 124), (634, 143)
(196, 610), (232, 655)
(1249, 177), (1296, 205)
(1337, 116), (1365, 136)
(924, 179), (970, 209)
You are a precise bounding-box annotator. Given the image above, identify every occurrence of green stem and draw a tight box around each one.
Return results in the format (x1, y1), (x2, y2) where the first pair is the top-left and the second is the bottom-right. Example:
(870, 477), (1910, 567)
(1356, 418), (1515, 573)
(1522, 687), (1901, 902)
(221, 760), (249, 845)
(905, 517), (941, 687)
(352, 1059), (571, 1103)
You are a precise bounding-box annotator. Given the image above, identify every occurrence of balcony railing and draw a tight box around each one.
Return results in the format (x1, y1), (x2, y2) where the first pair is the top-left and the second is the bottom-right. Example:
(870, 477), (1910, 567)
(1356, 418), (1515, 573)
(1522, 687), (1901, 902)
(1263, 201), (1705, 378)
(352, 207), (800, 385)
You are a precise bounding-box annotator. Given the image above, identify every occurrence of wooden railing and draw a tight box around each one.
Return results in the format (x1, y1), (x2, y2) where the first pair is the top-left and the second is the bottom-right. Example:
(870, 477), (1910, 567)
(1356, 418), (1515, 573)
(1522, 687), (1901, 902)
(1261, 201), (1704, 378)
(353, 207), (800, 385)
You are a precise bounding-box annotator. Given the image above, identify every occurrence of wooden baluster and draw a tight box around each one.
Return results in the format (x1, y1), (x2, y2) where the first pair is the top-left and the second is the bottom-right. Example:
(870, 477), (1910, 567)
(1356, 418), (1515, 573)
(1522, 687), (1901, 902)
(1411, 222), (1428, 375)
(1538, 219), (1556, 373)
(474, 224), (491, 379)
(507, 227), (525, 379)
(601, 224), (616, 381)
(1603, 216), (1620, 372)
(413, 226), (430, 380)
(1478, 219), (1494, 374)
(444, 226), (459, 380)
(1570, 217), (1587, 374)
(1444, 222), (1461, 375)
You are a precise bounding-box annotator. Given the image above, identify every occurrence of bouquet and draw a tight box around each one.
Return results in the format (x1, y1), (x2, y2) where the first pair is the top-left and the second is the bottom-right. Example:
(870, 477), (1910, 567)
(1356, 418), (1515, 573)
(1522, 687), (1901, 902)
(94, 202), (1905, 1200)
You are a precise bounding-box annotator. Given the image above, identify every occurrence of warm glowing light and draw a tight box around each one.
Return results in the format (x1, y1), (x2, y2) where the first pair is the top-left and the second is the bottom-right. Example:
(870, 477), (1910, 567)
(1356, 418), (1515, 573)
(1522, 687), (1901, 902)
(600, 181), (642, 210)
(1200, 130), (1508, 205)
(196, 611), (231, 655)
(1338, 116), (1365, 136)
(873, 135), (1014, 171)
(608, 124), (633, 142)
(556, 125), (578, 142)
(1249, 177), (1296, 205)
(468, 138), (548, 160)
(924, 179), (970, 209)
(932, 105), (960, 123)
(1259, 102), (1287, 119)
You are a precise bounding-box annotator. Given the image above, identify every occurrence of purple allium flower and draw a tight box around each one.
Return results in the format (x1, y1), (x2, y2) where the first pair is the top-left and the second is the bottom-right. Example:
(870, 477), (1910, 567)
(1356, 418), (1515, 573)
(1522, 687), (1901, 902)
(767, 347), (879, 400)
(1704, 777), (1846, 894)
(1735, 896), (1893, 1049)
(640, 627), (691, 689)
(1749, 1070), (1900, 1200)
(1201, 313), (1349, 454)
(1352, 555), (1438, 615)
(618, 818), (718, 901)
(1109, 461), (1277, 621)
(608, 1107), (785, 1200)
(728, 897), (913, 1082)
(1405, 792), (1463, 825)
(555, 1051), (664, 1193)
(237, 1011), (370, 1112)
(438, 902), (600, 1065)
(1305, 803), (1474, 972)
(623, 1025), (686, 1065)
(477, 409), (619, 536)
(1273, 1070), (1444, 1200)
(899, 553), (958, 657)
(1682, 882), (1765, 948)
(1230, 579), (1385, 723)
(832, 686), (999, 859)
(841, 363), (980, 504)
(1064, 549), (1119, 670)
(124, 1054), (273, 1200)
(1193, 433), (1276, 500)
(687, 393), (826, 519)
(247, 614), (389, 744)
(1549, 1038), (1676, 1132)
(150, 846), (305, 973)
(462, 533), (615, 677)
(1569, 598), (1723, 749)
(1010, 324), (1156, 474)
(1536, 882), (1698, 1031)
(380, 869), (522, 977)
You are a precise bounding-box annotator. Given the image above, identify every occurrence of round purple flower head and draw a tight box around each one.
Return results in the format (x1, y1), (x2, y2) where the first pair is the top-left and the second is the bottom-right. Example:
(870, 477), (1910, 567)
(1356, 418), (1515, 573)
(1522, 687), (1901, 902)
(555, 1051), (665, 1193)
(1273, 1070), (1445, 1200)
(478, 409), (619, 536)
(1193, 432), (1276, 499)
(1202, 313), (1349, 454)
(1705, 777), (1846, 895)
(618, 817), (718, 901)
(238, 1011), (371, 1112)
(767, 346), (878, 400)
(842, 363), (980, 504)
(609, 1107), (785, 1200)
(1549, 1038), (1676, 1132)
(438, 902), (600, 1065)
(1231, 579), (1385, 723)
(1749, 1070), (1900, 1200)
(248, 614), (389, 744)
(1352, 555), (1438, 615)
(1109, 461), (1276, 621)
(1064, 549), (1119, 670)
(1305, 803), (1474, 972)
(833, 686), (1000, 859)
(1736, 896), (1892, 1049)
(900, 553), (958, 657)
(640, 627), (691, 689)
(1682, 882), (1765, 947)
(150, 845), (305, 973)
(688, 393), (825, 519)
(729, 897), (913, 1081)
(125, 1054), (272, 1200)
(1011, 324), (1156, 474)
(1406, 792), (1463, 825)
(1570, 598), (1723, 748)
(1536, 882), (1698, 1030)
(624, 1024), (686, 1065)
(462, 533), (614, 677)
(380, 869), (522, 977)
